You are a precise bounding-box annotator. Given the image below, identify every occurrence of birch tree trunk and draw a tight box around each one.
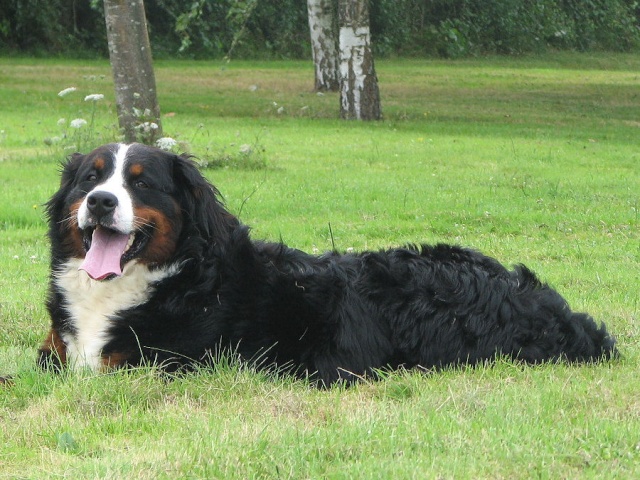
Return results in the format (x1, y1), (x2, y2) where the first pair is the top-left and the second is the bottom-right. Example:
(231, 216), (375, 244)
(338, 0), (381, 120)
(104, 0), (162, 144)
(307, 0), (339, 92)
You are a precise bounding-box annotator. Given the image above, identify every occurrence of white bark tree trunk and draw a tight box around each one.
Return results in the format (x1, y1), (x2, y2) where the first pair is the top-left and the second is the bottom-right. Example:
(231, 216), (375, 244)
(307, 0), (339, 92)
(338, 0), (381, 120)
(104, 0), (162, 144)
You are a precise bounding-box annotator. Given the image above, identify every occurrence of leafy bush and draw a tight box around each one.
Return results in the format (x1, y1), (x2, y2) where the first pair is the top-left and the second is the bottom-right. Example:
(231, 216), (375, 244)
(151, 0), (309, 59)
(368, 0), (640, 57)
(1, 0), (638, 58)
(0, 0), (107, 57)
(561, 0), (640, 51)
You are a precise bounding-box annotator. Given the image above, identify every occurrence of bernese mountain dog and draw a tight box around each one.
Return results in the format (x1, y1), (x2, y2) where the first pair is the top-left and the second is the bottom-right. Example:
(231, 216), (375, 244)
(38, 142), (617, 385)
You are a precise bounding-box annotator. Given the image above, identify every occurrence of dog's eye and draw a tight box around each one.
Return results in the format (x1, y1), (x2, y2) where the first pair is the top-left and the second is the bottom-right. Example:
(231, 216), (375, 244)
(134, 180), (149, 189)
(86, 174), (97, 182)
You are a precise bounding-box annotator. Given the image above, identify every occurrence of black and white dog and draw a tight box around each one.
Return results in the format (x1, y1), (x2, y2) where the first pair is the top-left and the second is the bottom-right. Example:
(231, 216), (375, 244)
(39, 143), (617, 385)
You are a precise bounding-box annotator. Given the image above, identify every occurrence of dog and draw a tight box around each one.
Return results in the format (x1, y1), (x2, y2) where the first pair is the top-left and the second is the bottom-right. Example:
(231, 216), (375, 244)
(38, 142), (617, 385)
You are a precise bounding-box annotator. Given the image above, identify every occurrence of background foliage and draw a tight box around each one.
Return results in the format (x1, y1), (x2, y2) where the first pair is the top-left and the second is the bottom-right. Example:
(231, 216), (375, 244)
(1, 0), (639, 58)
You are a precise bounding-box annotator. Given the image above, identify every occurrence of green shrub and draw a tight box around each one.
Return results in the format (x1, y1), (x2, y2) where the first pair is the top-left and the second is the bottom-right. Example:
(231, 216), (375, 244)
(1, 0), (638, 58)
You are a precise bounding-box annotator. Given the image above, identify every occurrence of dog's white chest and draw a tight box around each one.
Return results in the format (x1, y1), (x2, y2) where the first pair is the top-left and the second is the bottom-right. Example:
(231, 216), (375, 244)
(55, 259), (176, 371)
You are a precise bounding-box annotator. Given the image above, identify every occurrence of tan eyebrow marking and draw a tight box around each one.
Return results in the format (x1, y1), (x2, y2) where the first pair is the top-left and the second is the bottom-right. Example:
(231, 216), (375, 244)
(94, 157), (105, 170)
(129, 163), (144, 176)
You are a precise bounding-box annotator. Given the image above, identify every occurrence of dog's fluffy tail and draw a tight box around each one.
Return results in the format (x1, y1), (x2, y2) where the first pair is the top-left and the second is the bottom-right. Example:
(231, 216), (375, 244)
(560, 311), (618, 362)
(513, 265), (618, 363)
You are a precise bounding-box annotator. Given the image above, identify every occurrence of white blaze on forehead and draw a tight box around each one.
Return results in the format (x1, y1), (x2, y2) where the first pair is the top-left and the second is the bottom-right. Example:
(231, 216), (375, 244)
(77, 143), (135, 233)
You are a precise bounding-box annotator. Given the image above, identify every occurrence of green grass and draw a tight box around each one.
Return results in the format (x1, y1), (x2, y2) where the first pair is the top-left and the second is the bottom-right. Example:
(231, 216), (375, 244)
(1, 53), (639, 479)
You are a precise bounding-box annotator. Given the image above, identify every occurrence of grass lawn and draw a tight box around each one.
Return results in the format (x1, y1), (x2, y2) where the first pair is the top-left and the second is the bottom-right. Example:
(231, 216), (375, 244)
(0, 53), (639, 478)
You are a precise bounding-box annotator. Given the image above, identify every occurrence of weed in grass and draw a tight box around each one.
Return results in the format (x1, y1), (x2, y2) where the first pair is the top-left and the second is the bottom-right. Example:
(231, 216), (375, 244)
(155, 136), (179, 151)
(198, 141), (268, 170)
(42, 83), (174, 153)
(43, 83), (118, 154)
(56, 431), (80, 454)
(196, 132), (269, 171)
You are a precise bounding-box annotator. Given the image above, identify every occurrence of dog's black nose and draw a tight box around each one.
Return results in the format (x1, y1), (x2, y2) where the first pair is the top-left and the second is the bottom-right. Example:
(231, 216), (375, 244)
(87, 191), (118, 219)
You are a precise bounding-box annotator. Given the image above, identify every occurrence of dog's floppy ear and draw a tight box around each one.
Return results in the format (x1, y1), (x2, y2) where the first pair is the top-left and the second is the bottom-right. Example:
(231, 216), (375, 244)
(46, 152), (85, 222)
(59, 152), (85, 188)
(173, 154), (239, 244)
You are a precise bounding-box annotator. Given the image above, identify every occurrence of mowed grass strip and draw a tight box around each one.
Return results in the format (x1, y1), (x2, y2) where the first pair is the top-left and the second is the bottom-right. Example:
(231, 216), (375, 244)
(0, 54), (639, 479)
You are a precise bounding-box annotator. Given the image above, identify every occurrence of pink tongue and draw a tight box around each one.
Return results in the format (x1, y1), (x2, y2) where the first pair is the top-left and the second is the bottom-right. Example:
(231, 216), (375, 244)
(79, 227), (131, 280)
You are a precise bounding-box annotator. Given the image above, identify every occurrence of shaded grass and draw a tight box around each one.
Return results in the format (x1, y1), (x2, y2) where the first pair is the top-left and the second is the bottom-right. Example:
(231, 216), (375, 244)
(0, 53), (639, 478)
(3, 362), (639, 479)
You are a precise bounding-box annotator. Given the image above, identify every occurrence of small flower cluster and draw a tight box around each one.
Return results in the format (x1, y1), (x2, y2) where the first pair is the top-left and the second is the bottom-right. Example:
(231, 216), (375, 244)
(156, 137), (178, 151)
(70, 118), (88, 129)
(84, 94), (104, 102)
(131, 106), (162, 145)
(136, 122), (159, 133)
(56, 87), (105, 132)
(58, 87), (77, 98)
(272, 101), (285, 115)
(46, 86), (108, 151)
(51, 84), (175, 150)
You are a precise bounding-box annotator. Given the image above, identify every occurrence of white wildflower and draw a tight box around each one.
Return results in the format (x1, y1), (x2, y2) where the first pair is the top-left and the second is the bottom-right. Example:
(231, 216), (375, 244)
(249, 85), (258, 92)
(135, 122), (159, 132)
(239, 144), (252, 154)
(156, 137), (178, 150)
(70, 118), (87, 129)
(57, 118), (66, 126)
(44, 136), (63, 145)
(84, 93), (104, 102)
(277, 106), (285, 114)
(58, 87), (77, 97)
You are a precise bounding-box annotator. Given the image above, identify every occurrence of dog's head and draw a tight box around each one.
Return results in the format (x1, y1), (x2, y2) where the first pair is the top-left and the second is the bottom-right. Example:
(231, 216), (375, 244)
(47, 143), (238, 280)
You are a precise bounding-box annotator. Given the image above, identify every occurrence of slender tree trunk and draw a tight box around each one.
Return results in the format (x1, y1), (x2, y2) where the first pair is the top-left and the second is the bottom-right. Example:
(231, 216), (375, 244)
(307, 0), (339, 92)
(103, 0), (162, 144)
(338, 0), (381, 120)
